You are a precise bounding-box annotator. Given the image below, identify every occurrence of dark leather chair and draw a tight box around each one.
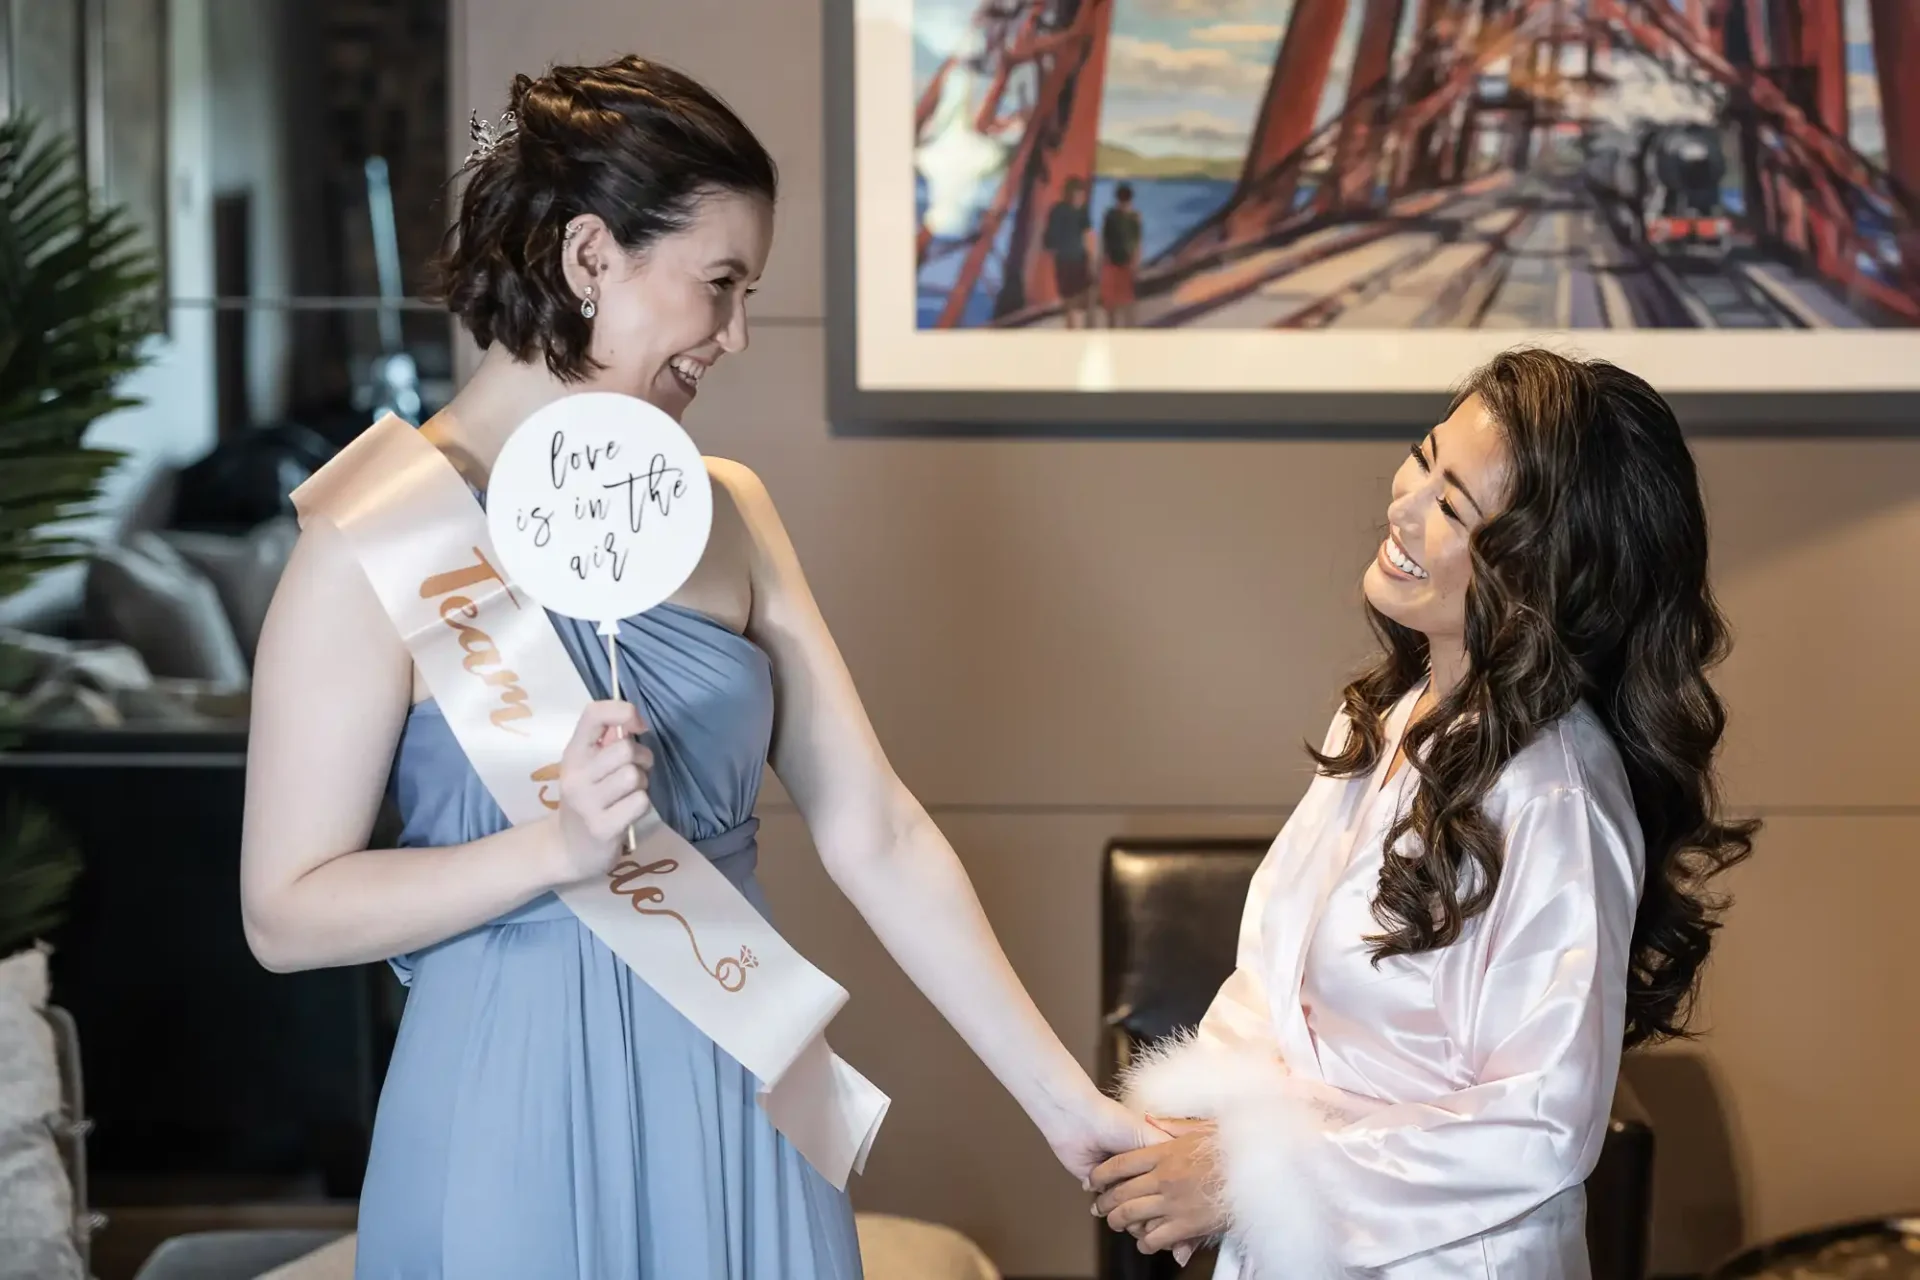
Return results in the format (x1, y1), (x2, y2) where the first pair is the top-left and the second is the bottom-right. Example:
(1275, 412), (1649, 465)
(1098, 838), (1654, 1280)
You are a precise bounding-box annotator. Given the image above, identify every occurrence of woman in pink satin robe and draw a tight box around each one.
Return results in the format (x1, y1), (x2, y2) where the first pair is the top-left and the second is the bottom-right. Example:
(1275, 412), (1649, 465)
(1091, 349), (1757, 1279)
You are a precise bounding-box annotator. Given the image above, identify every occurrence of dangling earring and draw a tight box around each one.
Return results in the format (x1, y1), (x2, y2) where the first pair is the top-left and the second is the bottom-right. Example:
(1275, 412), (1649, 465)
(580, 284), (596, 320)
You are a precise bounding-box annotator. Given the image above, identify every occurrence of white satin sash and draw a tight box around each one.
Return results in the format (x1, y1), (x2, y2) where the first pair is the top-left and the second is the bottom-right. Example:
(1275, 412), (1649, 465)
(290, 415), (888, 1190)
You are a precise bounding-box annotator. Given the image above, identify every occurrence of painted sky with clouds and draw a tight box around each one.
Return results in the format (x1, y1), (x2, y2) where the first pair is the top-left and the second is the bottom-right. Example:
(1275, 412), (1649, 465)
(1101, 1), (1304, 161)
(913, 0), (1891, 167)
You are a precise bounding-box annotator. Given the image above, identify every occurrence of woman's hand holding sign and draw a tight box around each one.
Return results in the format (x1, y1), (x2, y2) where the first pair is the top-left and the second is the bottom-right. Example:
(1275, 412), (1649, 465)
(482, 393), (710, 892)
(546, 700), (657, 888)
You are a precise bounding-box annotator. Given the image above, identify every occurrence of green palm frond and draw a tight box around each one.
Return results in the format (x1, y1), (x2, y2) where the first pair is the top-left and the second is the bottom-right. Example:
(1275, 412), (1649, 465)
(0, 800), (83, 956)
(0, 114), (159, 949)
(0, 112), (160, 601)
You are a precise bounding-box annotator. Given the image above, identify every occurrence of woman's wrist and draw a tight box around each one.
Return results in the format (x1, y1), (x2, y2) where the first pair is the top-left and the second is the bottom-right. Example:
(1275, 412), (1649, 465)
(1030, 1070), (1108, 1140)
(527, 814), (578, 894)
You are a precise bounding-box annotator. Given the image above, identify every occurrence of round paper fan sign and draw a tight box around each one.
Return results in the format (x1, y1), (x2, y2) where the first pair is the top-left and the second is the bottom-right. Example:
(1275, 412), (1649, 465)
(484, 393), (712, 632)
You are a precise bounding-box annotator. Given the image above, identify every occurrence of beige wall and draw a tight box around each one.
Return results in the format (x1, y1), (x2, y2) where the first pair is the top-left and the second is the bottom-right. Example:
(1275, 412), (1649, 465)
(459, 3), (1920, 1274)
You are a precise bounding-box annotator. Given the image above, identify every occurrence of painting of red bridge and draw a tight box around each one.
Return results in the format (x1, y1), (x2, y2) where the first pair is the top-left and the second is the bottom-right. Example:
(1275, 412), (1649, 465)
(911, 0), (1919, 330)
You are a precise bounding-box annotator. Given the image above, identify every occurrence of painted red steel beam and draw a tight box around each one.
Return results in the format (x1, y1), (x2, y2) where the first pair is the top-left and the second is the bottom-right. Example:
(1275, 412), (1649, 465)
(1394, 0), (1457, 194)
(1228, 0), (1353, 239)
(1777, 0), (1848, 137)
(1613, 0), (1900, 217)
(914, 7), (1036, 277)
(1182, 0), (1540, 261)
(1612, 0), (1919, 316)
(1324, 0), (1409, 211)
(916, 55), (959, 266)
(1016, 0), (1112, 309)
(1869, 0), (1920, 288)
(927, 0), (1114, 326)
(916, 60), (953, 135)
(1405, 0), (1489, 193)
(1737, 0), (1772, 62)
(975, 7), (1045, 133)
(1702, 0), (1737, 53)
(1393, 9), (1543, 148)
(1707, 0), (1781, 239)
(931, 5), (1076, 327)
(1871, 0), (1920, 210)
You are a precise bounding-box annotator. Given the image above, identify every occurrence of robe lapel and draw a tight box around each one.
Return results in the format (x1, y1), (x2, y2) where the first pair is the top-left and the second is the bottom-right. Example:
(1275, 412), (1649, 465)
(1266, 686), (1426, 1079)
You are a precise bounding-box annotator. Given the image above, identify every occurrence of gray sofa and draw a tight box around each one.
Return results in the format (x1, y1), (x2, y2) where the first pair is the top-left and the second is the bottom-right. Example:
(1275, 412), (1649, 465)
(46, 1005), (100, 1276)
(129, 1230), (351, 1280)
(0, 942), (94, 1280)
(0, 935), (344, 1280)
(39, 998), (349, 1280)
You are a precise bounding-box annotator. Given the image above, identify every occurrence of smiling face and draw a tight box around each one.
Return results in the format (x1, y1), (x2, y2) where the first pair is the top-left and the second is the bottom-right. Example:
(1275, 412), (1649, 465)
(563, 189), (774, 421)
(1363, 393), (1513, 649)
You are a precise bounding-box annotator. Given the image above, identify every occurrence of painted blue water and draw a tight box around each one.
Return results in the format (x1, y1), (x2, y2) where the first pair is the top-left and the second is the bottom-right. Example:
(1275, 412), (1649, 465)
(915, 173), (1235, 328)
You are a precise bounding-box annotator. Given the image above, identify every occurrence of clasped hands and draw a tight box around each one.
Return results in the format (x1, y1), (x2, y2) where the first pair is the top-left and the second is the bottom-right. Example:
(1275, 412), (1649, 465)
(1086, 1114), (1226, 1260)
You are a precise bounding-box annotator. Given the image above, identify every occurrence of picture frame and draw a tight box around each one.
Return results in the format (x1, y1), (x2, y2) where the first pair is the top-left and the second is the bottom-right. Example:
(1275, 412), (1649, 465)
(823, 0), (1920, 437)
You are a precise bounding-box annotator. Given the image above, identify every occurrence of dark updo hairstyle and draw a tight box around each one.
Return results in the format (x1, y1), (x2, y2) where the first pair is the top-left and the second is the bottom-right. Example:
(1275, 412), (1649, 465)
(431, 55), (777, 380)
(1313, 347), (1757, 1049)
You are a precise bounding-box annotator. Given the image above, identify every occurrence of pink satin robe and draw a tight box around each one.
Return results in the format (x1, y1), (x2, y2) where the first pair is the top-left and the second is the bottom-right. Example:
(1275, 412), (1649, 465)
(1124, 686), (1644, 1279)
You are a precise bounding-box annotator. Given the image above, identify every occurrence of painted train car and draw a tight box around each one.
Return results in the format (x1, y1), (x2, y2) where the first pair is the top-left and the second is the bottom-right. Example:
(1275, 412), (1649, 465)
(1586, 121), (1736, 255)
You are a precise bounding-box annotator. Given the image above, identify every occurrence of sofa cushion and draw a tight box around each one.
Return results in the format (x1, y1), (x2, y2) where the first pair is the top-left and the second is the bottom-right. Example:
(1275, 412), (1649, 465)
(254, 1232), (355, 1280)
(133, 1229), (351, 1280)
(161, 518), (298, 664)
(856, 1213), (1000, 1280)
(82, 532), (249, 686)
(0, 948), (84, 1280)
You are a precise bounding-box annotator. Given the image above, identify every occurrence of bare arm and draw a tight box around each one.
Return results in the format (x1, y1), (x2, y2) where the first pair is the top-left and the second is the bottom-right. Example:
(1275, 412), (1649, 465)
(239, 519), (647, 972)
(719, 460), (1148, 1174)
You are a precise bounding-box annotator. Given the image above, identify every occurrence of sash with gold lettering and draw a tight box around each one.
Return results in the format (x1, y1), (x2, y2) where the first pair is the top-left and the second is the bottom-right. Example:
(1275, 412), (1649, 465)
(290, 415), (889, 1190)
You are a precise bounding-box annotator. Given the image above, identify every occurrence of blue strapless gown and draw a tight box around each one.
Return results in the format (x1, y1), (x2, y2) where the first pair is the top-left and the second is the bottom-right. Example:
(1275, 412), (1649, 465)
(354, 603), (864, 1279)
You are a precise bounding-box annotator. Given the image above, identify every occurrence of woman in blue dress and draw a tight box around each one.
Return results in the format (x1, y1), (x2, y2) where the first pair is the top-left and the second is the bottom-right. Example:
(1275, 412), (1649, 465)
(238, 56), (1150, 1279)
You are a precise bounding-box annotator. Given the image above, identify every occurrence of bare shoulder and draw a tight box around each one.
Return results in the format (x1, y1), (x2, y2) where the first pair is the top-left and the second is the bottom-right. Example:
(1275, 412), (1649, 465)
(256, 517), (409, 682)
(702, 455), (798, 579)
(699, 456), (829, 648)
(704, 455), (778, 529)
(271, 518), (380, 617)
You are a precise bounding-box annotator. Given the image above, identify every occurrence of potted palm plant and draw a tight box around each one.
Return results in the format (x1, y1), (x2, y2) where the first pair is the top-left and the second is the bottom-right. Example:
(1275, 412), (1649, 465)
(0, 110), (159, 953)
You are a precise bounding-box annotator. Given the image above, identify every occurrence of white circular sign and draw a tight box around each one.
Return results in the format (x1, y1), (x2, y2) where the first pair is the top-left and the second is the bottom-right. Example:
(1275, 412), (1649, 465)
(484, 392), (712, 627)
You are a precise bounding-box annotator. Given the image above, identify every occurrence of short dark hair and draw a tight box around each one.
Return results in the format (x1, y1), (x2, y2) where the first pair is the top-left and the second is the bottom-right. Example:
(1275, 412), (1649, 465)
(1115, 182), (1134, 202)
(430, 56), (777, 380)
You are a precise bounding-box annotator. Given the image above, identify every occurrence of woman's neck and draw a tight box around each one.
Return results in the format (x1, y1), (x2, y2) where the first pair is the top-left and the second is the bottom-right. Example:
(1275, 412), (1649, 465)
(1425, 635), (1468, 702)
(425, 345), (578, 481)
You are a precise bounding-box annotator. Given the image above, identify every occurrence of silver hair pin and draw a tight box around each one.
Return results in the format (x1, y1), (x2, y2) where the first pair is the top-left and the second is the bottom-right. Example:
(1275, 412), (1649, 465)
(465, 109), (518, 167)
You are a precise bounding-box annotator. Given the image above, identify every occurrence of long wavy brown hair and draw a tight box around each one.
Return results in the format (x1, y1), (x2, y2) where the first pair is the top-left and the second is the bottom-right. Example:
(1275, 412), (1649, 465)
(1313, 348), (1756, 1048)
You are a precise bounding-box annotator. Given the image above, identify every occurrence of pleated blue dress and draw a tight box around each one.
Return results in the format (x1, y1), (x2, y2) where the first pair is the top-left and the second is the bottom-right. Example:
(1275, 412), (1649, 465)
(353, 602), (864, 1279)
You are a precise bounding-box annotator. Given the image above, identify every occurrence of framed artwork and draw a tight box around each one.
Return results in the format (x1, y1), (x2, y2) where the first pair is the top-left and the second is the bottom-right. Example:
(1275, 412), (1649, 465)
(824, 0), (1920, 436)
